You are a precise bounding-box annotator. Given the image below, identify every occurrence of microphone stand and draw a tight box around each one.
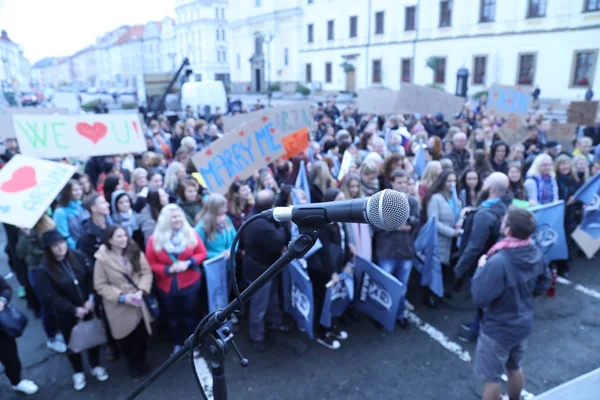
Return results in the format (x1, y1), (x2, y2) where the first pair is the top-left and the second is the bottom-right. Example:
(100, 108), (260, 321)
(125, 223), (323, 400)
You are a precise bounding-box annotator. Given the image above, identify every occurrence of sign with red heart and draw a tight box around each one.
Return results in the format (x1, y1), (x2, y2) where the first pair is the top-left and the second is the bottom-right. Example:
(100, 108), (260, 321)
(0, 154), (76, 228)
(12, 114), (146, 159)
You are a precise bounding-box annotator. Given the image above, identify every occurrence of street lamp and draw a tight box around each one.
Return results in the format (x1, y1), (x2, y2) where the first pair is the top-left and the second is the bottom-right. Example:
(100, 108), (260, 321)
(263, 33), (275, 107)
(455, 67), (469, 98)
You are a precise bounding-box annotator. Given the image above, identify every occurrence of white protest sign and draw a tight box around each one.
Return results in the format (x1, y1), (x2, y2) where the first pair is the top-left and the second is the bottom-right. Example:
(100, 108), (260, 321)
(0, 155), (76, 228)
(12, 113), (147, 158)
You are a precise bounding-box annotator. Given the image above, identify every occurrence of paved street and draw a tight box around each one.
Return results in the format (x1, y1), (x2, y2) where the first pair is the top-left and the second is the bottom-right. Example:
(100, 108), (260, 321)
(1, 224), (599, 400)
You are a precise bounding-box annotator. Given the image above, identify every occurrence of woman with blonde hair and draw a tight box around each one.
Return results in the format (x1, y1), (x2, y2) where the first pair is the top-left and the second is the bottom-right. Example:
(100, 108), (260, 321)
(572, 154), (590, 183)
(310, 161), (336, 202)
(358, 160), (379, 197)
(254, 169), (280, 195)
(145, 204), (207, 354)
(340, 173), (372, 261)
(524, 154), (558, 205)
(418, 160), (442, 199)
(163, 161), (186, 198)
(226, 181), (255, 230)
(195, 194), (236, 261)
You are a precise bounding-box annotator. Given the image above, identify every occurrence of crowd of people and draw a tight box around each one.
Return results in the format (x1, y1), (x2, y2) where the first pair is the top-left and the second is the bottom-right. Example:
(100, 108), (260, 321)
(1, 95), (599, 399)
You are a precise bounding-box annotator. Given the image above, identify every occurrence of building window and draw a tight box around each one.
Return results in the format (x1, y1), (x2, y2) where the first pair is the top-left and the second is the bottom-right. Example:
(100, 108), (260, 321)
(255, 0), (261, 7)
(327, 20), (334, 41)
(405, 6), (416, 31)
(401, 58), (412, 83)
(439, 1), (452, 27)
(434, 57), (446, 83)
(375, 11), (385, 34)
(325, 62), (332, 83)
(217, 51), (221, 63)
(527, 0), (546, 18)
(517, 53), (536, 85)
(584, 0), (600, 12)
(306, 63), (312, 83)
(237, 53), (241, 69)
(572, 50), (597, 87)
(222, 8), (225, 19)
(215, 8), (219, 19)
(372, 59), (382, 83)
(222, 51), (227, 63)
(308, 0), (314, 3)
(480, 0), (495, 22)
(473, 56), (487, 84)
(216, 29), (220, 40)
(307, 24), (314, 43)
(284, 48), (289, 66)
(349, 16), (358, 38)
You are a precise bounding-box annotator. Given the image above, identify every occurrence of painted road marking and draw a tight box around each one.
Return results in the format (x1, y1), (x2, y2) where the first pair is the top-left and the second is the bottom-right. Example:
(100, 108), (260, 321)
(193, 357), (214, 400)
(556, 277), (600, 300)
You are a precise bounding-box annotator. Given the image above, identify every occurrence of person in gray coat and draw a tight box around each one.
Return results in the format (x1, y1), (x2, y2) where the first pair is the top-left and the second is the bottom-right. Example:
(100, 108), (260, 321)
(471, 206), (550, 400)
(137, 188), (170, 245)
(422, 169), (461, 305)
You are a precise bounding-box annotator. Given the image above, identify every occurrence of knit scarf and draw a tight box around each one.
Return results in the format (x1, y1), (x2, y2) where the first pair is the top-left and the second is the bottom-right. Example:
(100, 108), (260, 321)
(163, 229), (187, 254)
(118, 210), (138, 236)
(487, 237), (532, 257)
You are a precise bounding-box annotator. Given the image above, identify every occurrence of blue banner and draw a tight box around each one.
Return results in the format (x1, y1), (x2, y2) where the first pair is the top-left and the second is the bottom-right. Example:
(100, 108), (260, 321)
(203, 255), (229, 313)
(413, 144), (427, 179)
(488, 85), (530, 116)
(319, 271), (354, 328)
(282, 260), (314, 339)
(574, 173), (600, 204)
(413, 217), (444, 298)
(354, 256), (403, 332)
(531, 200), (569, 263)
(580, 196), (600, 239)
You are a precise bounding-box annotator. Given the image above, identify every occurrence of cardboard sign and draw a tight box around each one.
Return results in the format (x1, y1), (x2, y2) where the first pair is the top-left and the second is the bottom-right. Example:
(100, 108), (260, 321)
(0, 107), (69, 140)
(356, 88), (400, 115)
(281, 127), (309, 160)
(547, 123), (577, 151)
(499, 116), (528, 146)
(397, 83), (466, 120)
(0, 154), (76, 228)
(572, 227), (600, 259)
(222, 102), (312, 133)
(12, 113), (146, 159)
(567, 101), (599, 126)
(488, 84), (532, 118)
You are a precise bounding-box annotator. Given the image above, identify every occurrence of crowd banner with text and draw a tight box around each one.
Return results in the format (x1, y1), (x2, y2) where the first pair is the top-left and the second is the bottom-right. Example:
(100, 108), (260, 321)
(320, 271), (354, 328)
(499, 115), (529, 146)
(487, 84), (532, 118)
(547, 122), (577, 151)
(567, 101), (599, 126)
(0, 107), (69, 140)
(0, 154), (76, 228)
(531, 201), (569, 264)
(354, 255), (403, 332)
(282, 260), (314, 339)
(397, 83), (466, 119)
(193, 104), (312, 194)
(12, 113), (146, 159)
(221, 102), (312, 133)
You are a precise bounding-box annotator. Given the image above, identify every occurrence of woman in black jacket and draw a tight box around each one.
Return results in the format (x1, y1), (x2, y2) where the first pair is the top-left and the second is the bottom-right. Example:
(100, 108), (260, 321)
(307, 188), (353, 350)
(36, 229), (109, 391)
(0, 276), (39, 395)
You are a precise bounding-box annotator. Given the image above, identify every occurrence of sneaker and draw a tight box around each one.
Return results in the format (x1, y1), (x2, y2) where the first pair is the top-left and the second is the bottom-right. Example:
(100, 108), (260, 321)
(47, 339), (67, 353)
(91, 366), (109, 382)
(13, 379), (39, 395)
(55, 332), (66, 343)
(73, 373), (86, 391)
(316, 336), (341, 350)
(325, 325), (348, 340)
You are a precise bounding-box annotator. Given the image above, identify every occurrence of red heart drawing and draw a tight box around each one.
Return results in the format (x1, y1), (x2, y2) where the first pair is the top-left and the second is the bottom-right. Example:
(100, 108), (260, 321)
(493, 92), (499, 98)
(205, 149), (213, 156)
(506, 99), (512, 104)
(76, 122), (107, 144)
(239, 131), (245, 136)
(269, 127), (275, 134)
(261, 116), (268, 122)
(0, 166), (37, 193)
(234, 175), (240, 180)
(265, 156), (272, 162)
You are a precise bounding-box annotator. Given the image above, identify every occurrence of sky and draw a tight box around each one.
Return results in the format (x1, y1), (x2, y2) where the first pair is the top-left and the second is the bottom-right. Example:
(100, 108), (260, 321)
(0, 0), (175, 63)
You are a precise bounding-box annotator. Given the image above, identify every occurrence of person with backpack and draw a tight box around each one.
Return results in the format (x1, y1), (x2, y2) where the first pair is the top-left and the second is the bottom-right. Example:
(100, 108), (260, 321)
(453, 172), (512, 343)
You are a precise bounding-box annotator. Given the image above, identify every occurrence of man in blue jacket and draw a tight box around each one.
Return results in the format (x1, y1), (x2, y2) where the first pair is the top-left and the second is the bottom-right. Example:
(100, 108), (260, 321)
(471, 206), (551, 400)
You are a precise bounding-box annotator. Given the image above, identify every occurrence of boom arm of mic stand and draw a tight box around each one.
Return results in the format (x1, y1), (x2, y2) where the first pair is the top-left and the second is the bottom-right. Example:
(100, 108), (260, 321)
(125, 226), (322, 400)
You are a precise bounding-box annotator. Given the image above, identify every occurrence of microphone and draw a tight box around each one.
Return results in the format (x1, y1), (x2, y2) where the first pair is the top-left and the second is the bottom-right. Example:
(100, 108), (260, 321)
(270, 189), (410, 231)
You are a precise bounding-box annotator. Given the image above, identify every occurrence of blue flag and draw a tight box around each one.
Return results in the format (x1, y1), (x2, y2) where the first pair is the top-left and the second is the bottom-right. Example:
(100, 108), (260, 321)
(531, 200), (569, 263)
(574, 173), (600, 204)
(319, 271), (354, 328)
(414, 144), (427, 179)
(203, 254), (231, 330)
(580, 198), (600, 239)
(413, 217), (444, 298)
(295, 160), (311, 204)
(282, 260), (314, 339)
(354, 255), (404, 332)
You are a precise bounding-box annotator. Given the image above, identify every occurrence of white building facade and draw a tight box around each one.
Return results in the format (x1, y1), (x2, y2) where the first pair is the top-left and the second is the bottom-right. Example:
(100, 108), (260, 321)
(0, 30), (31, 90)
(175, 0), (230, 85)
(229, 0), (600, 100)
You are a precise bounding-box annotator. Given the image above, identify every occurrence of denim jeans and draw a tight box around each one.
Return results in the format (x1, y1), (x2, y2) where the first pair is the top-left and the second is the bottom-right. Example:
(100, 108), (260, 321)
(247, 278), (283, 342)
(378, 259), (412, 320)
(28, 269), (58, 340)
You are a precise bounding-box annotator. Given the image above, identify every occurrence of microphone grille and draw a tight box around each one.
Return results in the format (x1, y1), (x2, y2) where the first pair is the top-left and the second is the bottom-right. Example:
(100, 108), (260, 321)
(367, 190), (410, 231)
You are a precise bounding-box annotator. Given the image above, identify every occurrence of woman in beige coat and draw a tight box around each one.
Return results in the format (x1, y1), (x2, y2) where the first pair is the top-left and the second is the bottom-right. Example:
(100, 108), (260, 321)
(93, 224), (154, 378)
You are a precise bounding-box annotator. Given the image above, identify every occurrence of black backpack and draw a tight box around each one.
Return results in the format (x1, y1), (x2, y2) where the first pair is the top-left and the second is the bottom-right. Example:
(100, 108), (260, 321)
(458, 207), (502, 260)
